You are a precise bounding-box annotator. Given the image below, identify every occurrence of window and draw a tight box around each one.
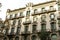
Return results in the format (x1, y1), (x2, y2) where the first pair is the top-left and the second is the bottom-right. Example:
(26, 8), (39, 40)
(58, 4), (60, 11)
(50, 6), (53, 10)
(5, 28), (9, 34)
(41, 24), (46, 31)
(51, 22), (56, 32)
(25, 26), (28, 33)
(15, 14), (17, 17)
(0, 22), (4, 28)
(13, 20), (16, 25)
(41, 15), (46, 21)
(32, 35), (36, 40)
(24, 36), (27, 40)
(58, 20), (60, 24)
(20, 12), (23, 16)
(11, 27), (14, 34)
(34, 9), (37, 14)
(15, 37), (19, 40)
(18, 20), (21, 25)
(50, 14), (55, 20)
(26, 10), (30, 16)
(42, 8), (45, 12)
(51, 35), (57, 40)
(10, 15), (12, 19)
(32, 25), (36, 33)
(16, 27), (20, 34)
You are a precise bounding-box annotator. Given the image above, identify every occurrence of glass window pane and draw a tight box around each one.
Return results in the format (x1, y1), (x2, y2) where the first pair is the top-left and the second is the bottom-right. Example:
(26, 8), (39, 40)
(51, 22), (56, 31)
(15, 14), (17, 17)
(51, 35), (57, 40)
(16, 27), (20, 34)
(32, 36), (36, 40)
(25, 26), (28, 33)
(41, 24), (46, 31)
(13, 20), (16, 25)
(26, 10), (30, 16)
(34, 9), (37, 14)
(10, 15), (12, 18)
(58, 4), (60, 11)
(20, 12), (23, 16)
(11, 28), (14, 34)
(32, 25), (36, 32)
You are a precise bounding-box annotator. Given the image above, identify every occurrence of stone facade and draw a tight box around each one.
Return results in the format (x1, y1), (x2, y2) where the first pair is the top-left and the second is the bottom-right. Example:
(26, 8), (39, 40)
(1, 0), (60, 40)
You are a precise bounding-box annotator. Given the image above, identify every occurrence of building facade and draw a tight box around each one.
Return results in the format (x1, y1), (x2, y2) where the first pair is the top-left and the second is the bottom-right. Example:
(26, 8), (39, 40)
(4, 0), (60, 40)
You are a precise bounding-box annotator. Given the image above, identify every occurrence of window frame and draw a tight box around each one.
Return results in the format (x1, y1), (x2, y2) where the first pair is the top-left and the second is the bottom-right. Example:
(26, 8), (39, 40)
(34, 9), (37, 14)
(26, 10), (30, 16)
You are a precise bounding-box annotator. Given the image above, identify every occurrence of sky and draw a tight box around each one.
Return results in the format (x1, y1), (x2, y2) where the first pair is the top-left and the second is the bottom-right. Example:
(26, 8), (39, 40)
(0, 0), (51, 20)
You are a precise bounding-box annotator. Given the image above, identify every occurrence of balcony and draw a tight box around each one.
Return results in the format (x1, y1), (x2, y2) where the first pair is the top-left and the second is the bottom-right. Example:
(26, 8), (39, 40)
(8, 15), (24, 20)
(18, 15), (24, 18)
(32, 30), (38, 34)
(23, 20), (31, 25)
(21, 31), (30, 35)
(40, 21), (46, 24)
(16, 32), (20, 35)
(32, 21), (37, 25)
(48, 8), (56, 12)
(32, 8), (56, 16)
(50, 20), (56, 23)
(7, 32), (16, 37)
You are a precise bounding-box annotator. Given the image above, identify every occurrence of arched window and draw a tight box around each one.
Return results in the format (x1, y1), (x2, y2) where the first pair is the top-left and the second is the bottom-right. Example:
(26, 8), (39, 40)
(51, 34), (57, 40)
(32, 35), (37, 40)
(15, 37), (19, 40)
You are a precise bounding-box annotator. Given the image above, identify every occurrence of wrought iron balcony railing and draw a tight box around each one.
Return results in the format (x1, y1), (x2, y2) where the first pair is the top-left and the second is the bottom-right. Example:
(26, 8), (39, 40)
(23, 20), (31, 25)
(8, 15), (24, 20)
(21, 31), (30, 35)
(32, 8), (56, 16)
